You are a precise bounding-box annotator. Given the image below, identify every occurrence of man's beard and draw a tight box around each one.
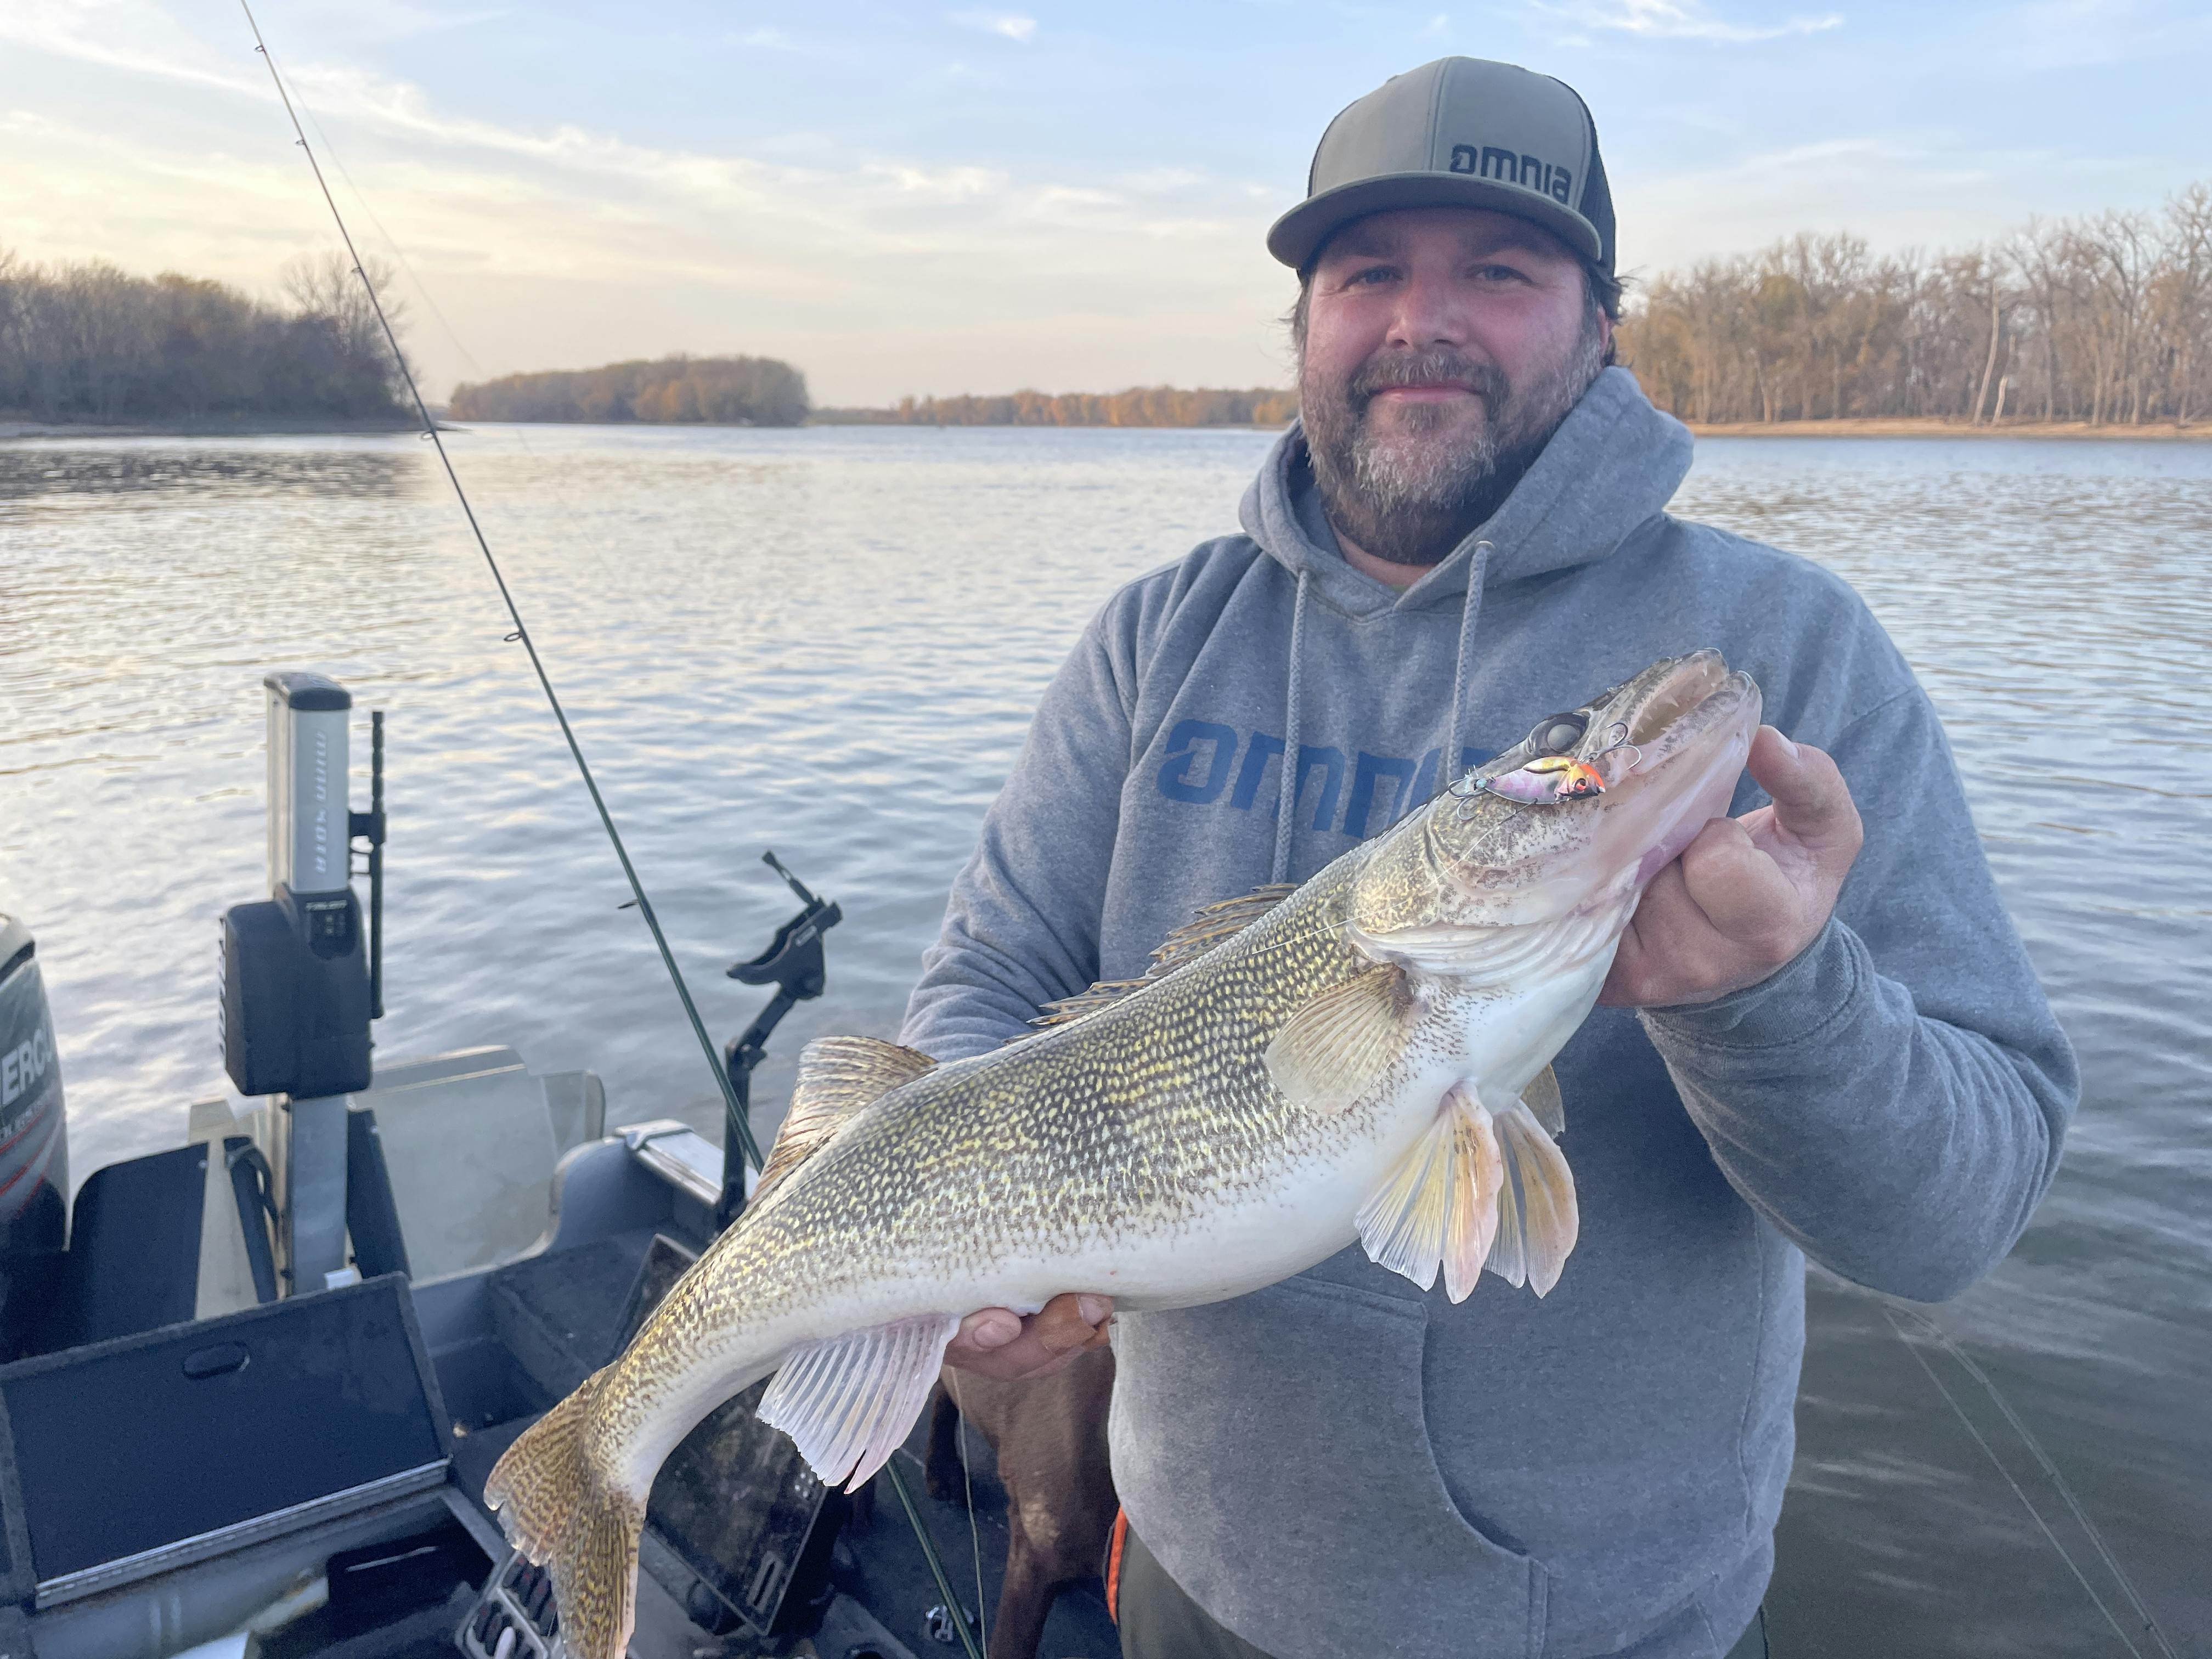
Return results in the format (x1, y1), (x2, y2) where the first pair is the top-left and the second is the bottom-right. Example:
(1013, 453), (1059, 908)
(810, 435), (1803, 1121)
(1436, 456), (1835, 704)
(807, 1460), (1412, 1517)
(1300, 315), (1605, 567)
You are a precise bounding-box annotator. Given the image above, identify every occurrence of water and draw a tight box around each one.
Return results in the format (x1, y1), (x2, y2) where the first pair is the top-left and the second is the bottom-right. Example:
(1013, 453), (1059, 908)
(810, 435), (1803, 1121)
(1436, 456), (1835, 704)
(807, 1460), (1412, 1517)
(2, 426), (2206, 1655)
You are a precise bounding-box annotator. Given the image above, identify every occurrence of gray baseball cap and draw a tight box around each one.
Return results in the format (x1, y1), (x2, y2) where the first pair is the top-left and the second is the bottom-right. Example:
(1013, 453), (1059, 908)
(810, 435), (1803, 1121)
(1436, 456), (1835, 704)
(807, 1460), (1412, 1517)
(1268, 57), (1615, 275)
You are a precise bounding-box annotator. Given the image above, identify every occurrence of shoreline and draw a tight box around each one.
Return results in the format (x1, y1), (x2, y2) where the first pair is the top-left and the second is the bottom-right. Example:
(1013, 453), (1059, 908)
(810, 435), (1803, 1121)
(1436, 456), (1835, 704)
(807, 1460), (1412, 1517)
(0, 415), (428, 441)
(1683, 416), (2210, 441)
(6, 414), (2207, 442)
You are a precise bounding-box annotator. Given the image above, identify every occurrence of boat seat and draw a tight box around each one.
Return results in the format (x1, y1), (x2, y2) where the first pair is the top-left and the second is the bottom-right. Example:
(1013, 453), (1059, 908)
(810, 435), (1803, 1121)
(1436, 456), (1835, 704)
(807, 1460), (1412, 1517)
(41, 1144), (208, 1353)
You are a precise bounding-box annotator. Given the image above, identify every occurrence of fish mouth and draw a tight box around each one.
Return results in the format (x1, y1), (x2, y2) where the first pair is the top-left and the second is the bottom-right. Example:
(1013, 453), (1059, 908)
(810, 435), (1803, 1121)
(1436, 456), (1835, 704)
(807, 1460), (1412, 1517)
(1346, 652), (1764, 952)
(1583, 650), (1763, 889)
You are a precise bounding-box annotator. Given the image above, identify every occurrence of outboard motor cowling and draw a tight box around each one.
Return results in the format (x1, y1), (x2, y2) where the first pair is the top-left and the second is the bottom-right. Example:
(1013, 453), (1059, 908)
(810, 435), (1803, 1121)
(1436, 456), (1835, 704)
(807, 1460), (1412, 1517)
(0, 913), (68, 1361)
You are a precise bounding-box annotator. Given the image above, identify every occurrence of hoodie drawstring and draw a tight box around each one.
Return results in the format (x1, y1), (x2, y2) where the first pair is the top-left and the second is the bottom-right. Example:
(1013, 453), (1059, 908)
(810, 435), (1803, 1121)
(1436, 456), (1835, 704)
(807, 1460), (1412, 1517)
(1443, 541), (1493, 791)
(1271, 568), (1311, 883)
(1273, 538), (1489, 882)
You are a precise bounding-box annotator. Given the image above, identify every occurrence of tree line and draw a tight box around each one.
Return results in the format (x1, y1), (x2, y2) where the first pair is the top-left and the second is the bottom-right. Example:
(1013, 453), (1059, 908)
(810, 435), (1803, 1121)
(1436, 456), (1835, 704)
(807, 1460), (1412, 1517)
(449, 355), (810, 426)
(0, 251), (409, 424)
(816, 385), (1301, 427)
(14, 178), (2209, 433)
(1618, 183), (2212, 426)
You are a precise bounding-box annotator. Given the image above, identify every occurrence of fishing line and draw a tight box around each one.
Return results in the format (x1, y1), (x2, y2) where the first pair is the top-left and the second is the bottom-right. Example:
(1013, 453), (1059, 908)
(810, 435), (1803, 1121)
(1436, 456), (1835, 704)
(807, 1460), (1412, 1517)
(944, 1368), (991, 1653)
(1882, 1305), (2176, 1659)
(239, 0), (761, 1177)
(240, 18), (992, 1657)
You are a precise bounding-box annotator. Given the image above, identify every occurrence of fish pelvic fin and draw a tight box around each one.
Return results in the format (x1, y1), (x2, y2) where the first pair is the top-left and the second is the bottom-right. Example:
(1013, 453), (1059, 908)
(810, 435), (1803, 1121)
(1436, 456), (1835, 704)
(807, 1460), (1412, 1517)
(1357, 1085), (1502, 1302)
(1488, 1098), (1581, 1297)
(482, 1368), (645, 1659)
(758, 1311), (961, 1491)
(1263, 962), (1412, 1115)
(759, 1037), (937, 1204)
(1523, 1064), (1566, 1137)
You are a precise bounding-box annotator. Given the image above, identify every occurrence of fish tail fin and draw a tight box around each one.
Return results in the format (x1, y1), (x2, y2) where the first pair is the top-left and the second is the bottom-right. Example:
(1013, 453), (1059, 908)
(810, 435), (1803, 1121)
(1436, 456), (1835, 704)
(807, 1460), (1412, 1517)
(483, 1368), (645, 1659)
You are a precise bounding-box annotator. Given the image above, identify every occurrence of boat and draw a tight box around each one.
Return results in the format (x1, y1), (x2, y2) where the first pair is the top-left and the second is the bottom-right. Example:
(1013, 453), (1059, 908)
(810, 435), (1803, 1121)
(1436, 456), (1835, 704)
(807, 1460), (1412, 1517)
(0, 669), (1117, 1659)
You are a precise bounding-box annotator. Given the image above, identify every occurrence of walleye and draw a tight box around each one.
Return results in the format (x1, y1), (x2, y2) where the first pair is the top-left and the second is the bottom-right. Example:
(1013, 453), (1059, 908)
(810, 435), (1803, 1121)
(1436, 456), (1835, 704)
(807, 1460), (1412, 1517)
(484, 650), (1761, 1658)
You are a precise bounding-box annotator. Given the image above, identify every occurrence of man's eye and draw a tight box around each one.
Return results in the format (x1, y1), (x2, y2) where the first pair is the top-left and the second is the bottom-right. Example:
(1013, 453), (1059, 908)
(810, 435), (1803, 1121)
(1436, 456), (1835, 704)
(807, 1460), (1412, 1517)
(1349, 266), (1397, 285)
(1474, 264), (1528, 283)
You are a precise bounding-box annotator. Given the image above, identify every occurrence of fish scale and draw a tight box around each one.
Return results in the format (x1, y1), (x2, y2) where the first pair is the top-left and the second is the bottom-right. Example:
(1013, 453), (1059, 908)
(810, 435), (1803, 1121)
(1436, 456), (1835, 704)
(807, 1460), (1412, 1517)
(483, 649), (1763, 1659)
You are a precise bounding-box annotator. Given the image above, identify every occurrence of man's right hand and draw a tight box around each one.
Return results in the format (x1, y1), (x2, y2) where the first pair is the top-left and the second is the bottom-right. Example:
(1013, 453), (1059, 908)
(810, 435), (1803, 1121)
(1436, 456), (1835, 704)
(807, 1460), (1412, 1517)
(944, 1291), (1114, 1380)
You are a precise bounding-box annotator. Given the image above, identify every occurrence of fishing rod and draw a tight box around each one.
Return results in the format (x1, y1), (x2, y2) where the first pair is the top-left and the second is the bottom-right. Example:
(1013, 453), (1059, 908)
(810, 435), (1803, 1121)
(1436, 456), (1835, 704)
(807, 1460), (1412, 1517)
(238, 1), (760, 1183)
(238, 17), (988, 1658)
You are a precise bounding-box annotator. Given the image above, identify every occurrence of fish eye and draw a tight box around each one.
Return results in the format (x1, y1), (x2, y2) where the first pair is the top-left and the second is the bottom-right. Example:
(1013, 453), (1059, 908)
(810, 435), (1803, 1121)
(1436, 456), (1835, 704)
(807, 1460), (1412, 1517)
(1529, 714), (1587, 754)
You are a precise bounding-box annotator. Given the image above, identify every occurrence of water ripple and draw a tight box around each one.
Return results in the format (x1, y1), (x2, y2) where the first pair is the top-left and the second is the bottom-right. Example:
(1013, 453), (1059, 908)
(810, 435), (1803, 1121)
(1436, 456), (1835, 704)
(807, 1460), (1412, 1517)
(2, 425), (2206, 1651)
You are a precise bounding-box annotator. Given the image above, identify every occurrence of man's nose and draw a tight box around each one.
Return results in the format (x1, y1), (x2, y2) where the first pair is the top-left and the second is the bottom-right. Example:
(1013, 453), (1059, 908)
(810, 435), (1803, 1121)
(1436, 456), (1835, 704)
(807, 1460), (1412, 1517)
(1384, 270), (1470, 349)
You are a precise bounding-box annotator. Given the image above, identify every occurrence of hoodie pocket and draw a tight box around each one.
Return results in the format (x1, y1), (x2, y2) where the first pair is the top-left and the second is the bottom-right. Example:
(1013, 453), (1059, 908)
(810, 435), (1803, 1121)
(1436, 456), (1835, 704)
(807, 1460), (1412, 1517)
(1111, 1269), (1551, 1659)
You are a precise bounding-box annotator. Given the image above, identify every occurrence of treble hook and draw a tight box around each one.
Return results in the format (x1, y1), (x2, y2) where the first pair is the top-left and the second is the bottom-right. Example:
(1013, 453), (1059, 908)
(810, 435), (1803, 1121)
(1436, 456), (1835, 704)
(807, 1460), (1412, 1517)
(1594, 720), (1644, 770)
(1448, 719), (1643, 817)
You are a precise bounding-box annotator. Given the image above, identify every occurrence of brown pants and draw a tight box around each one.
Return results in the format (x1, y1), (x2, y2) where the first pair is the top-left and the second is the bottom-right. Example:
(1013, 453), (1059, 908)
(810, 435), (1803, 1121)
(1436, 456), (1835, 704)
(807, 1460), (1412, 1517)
(1111, 1521), (1769, 1659)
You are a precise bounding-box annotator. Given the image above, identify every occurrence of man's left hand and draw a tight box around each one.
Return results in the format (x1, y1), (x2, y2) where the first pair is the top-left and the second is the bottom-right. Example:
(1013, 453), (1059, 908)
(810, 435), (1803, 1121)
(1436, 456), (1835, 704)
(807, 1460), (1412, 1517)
(1601, 725), (1863, 1008)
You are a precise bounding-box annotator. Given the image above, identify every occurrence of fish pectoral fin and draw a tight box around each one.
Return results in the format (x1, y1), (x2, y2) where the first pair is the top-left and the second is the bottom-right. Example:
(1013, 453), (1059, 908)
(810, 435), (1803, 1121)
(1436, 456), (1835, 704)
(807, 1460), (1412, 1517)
(759, 1037), (937, 1204)
(1263, 962), (1411, 1115)
(1487, 1101), (1581, 1297)
(1523, 1064), (1566, 1137)
(1356, 1085), (1502, 1303)
(757, 1312), (961, 1491)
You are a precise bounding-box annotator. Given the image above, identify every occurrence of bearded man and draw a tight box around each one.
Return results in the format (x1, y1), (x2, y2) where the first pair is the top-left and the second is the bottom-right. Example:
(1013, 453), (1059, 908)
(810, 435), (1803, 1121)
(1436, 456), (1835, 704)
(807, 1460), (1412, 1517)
(900, 57), (2075, 1659)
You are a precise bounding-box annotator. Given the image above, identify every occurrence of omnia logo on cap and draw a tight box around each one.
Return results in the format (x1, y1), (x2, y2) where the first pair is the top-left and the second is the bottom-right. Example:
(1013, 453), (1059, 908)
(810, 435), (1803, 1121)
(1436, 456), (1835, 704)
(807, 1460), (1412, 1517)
(1449, 145), (1575, 208)
(1267, 56), (1616, 276)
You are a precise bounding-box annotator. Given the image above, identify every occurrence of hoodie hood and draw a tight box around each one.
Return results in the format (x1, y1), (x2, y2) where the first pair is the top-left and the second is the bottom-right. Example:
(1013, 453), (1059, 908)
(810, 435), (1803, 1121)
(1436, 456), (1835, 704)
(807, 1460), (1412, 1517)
(1238, 365), (1695, 617)
(1237, 365), (1695, 878)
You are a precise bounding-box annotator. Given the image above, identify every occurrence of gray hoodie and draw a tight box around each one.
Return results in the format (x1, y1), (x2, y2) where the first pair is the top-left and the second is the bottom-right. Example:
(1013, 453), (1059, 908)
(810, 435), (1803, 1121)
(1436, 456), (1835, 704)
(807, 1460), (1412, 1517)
(899, 368), (2076, 1659)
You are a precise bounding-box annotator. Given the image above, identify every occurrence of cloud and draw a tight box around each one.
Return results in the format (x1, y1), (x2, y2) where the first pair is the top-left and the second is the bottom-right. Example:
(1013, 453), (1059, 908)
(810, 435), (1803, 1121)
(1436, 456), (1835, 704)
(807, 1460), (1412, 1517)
(0, 14), (1290, 405)
(0, 0), (261, 96)
(1537, 0), (1842, 42)
(1618, 132), (2052, 274)
(727, 25), (800, 51)
(950, 10), (1038, 41)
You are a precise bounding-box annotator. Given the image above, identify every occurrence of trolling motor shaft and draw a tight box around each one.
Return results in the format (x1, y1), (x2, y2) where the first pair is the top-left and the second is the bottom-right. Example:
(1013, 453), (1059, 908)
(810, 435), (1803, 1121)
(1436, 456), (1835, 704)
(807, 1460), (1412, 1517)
(218, 672), (388, 1295)
(716, 852), (841, 1231)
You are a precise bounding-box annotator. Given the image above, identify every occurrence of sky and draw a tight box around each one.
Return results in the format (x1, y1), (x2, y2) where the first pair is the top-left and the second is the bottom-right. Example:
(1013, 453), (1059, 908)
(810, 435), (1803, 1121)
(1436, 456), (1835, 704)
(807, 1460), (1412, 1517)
(3, 0), (2208, 405)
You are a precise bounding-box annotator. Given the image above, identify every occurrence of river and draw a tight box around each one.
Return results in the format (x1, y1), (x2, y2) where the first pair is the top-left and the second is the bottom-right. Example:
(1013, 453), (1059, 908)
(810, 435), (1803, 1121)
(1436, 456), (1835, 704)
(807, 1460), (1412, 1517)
(2, 424), (2205, 1656)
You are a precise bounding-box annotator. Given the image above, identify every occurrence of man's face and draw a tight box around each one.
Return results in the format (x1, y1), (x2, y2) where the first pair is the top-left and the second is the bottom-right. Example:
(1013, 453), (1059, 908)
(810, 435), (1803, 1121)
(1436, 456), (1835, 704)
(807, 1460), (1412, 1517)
(1298, 206), (1610, 566)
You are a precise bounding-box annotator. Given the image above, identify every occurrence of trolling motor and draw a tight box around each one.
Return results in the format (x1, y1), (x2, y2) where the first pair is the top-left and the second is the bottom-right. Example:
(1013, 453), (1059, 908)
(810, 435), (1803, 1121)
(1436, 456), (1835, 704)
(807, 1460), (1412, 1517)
(716, 852), (841, 1229)
(218, 672), (392, 1296)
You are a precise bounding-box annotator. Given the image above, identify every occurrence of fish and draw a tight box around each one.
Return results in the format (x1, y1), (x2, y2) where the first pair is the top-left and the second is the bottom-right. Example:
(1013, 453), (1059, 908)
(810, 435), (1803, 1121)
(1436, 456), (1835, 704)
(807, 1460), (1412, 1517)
(483, 648), (1762, 1658)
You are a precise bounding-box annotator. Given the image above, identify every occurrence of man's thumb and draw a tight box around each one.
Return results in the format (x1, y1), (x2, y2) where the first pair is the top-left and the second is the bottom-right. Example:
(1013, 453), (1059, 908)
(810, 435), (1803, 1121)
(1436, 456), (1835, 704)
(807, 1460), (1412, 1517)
(1747, 727), (1861, 857)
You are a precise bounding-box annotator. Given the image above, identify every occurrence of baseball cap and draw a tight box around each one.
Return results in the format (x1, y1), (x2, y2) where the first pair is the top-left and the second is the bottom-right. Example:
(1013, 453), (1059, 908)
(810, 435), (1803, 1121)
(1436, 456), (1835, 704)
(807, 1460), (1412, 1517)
(1267, 57), (1616, 275)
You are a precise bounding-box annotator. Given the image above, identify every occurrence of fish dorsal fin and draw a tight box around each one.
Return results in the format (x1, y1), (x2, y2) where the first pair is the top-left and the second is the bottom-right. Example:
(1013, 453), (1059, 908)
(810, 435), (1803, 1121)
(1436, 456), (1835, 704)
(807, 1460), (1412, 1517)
(1022, 978), (1156, 1034)
(1356, 1084), (1502, 1302)
(1151, 883), (1298, 972)
(1262, 962), (1411, 1115)
(1523, 1064), (1566, 1137)
(758, 1311), (961, 1491)
(1007, 884), (1299, 1043)
(758, 1036), (935, 1204)
(1487, 1099), (1580, 1296)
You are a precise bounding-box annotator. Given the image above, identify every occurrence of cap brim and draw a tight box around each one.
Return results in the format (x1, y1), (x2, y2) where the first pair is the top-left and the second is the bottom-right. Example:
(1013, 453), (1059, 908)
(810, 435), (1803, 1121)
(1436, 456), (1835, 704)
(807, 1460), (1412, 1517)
(1266, 171), (1602, 270)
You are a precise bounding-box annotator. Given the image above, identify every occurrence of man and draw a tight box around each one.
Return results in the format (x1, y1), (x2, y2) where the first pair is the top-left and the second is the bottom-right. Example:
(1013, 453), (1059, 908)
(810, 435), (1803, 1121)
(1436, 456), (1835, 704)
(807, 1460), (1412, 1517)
(900, 57), (2076, 1659)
